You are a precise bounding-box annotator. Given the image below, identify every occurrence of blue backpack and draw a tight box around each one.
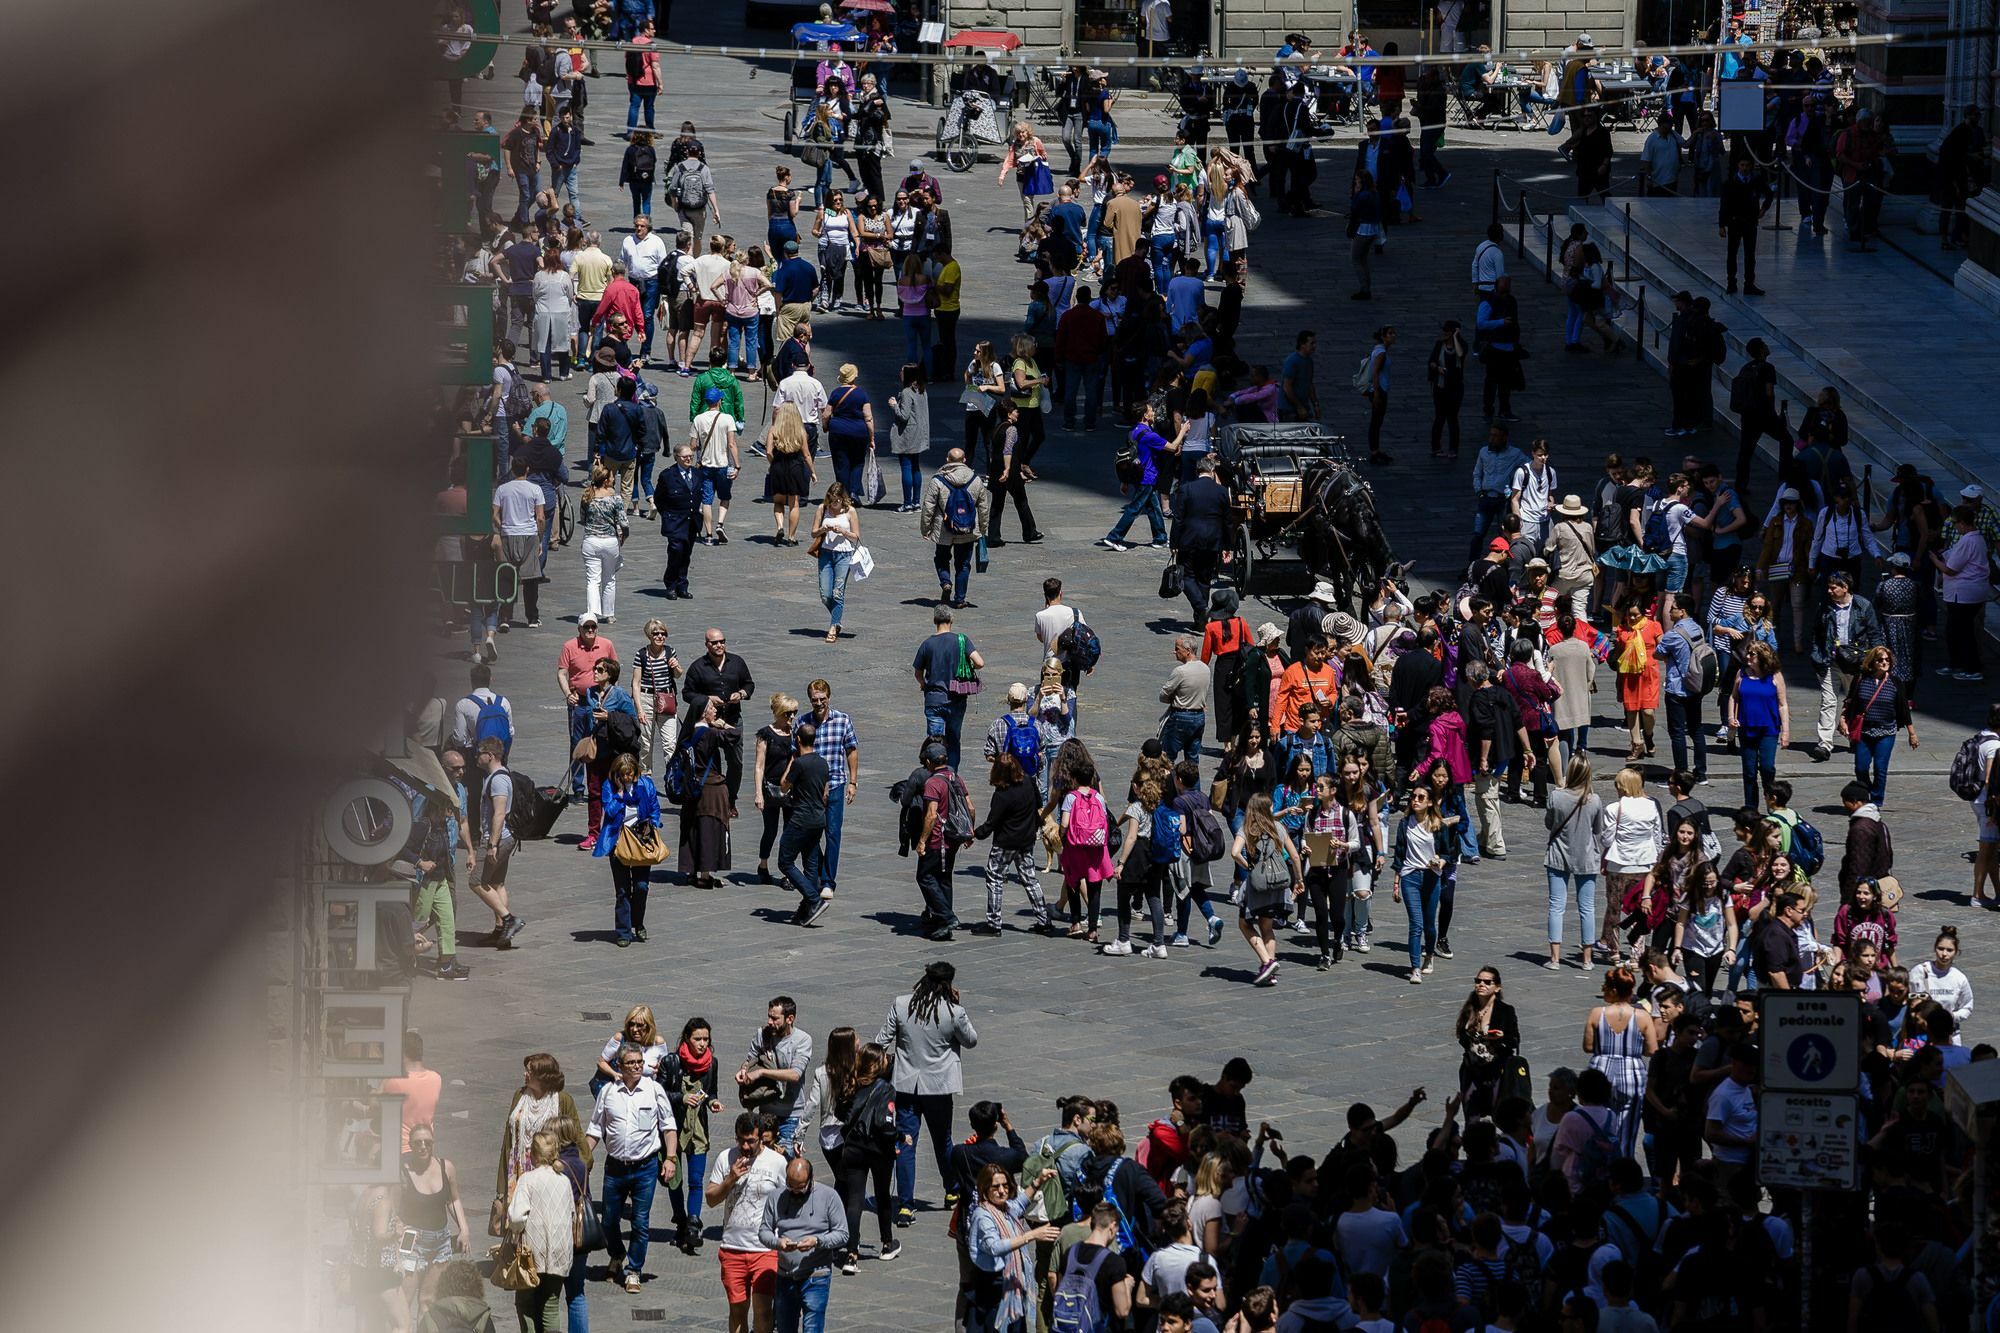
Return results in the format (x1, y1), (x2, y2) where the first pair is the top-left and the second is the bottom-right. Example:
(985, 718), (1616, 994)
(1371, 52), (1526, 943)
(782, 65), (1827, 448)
(943, 480), (978, 534)
(1002, 714), (1041, 776)
(662, 738), (716, 805)
(465, 692), (512, 755)
(1772, 810), (1827, 877)
(1049, 1246), (1113, 1333)
(1641, 498), (1675, 554)
(1149, 805), (1184, 864)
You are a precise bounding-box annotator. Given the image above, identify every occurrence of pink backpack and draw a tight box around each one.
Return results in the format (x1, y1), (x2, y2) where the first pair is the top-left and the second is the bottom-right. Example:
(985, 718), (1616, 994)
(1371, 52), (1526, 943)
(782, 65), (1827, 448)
(1066, 789), (1109, 848)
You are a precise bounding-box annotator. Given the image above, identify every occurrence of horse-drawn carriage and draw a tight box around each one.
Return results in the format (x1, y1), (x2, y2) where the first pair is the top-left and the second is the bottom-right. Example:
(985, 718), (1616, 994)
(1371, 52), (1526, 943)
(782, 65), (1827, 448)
(1214, 421), (1396, 612)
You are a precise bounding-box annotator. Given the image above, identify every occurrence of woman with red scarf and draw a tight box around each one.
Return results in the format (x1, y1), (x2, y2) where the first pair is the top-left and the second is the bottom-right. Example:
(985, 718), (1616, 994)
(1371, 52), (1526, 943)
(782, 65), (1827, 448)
(661, 1017), (724, 1254)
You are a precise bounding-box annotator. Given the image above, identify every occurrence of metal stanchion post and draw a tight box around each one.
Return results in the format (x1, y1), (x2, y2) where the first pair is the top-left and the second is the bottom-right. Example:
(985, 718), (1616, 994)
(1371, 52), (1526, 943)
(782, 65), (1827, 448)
(1545, 216), (1554, 281)
(1766, 160), (1792, 231)
(1491, 167), (1501, 226)
(1637, 285), (1646, 354)
(1515, 190), (1525, 257)
(1623, 202), (1633, 282)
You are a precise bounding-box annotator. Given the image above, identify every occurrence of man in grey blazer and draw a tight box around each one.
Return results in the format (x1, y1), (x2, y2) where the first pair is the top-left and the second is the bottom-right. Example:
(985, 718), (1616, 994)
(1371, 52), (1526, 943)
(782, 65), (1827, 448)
(875, 961), (979, 1228)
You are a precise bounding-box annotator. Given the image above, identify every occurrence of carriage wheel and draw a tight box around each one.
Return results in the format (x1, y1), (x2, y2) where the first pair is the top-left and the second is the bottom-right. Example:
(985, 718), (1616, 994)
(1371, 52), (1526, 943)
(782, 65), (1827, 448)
(945, 123), (976, 173)
(557, 487), (576, 546)
(1226, 525), (1255, 594)
(783, 108), (797, 148)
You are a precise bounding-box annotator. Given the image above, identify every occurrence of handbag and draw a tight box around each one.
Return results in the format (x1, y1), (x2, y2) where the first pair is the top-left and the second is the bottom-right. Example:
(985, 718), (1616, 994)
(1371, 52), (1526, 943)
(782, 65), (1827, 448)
(861, 452), (886, 506)
(1158, 563), (1185, 600)
(488, 1195), (508, 1238)
(613, 821), (670, 866)
(577, 1197), (606, 1253)
(947, 632), (983, 696)
(865, 244), (893, 269)
(959, 382), (996, 414)
(853, 545), (875, 580)
(571, 735), (598, 763)
(1846, 676), (1887, 743)
(649, 686), (678, 719)
(492, 1240), (540, 1291)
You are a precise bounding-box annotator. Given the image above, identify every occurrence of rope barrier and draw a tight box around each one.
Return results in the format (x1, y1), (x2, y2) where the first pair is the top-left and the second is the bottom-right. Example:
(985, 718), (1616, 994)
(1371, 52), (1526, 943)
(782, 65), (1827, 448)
(440, 22), (2000, 67)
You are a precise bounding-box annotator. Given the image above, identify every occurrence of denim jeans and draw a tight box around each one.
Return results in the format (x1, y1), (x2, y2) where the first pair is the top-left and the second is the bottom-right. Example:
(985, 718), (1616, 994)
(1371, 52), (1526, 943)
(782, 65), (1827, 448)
(1854, 732), (1896, 805)
(818, 549), (855, 626)
(553, 162), (580, 213)
(1665, 691), (1707, 777)
(1400, 868), (1441, 968)
(629, 182), (652, 217)
(893, 1092), (958, 1207)
(1160, 709), (1206, 769)
(897, 455), (922, 506)
(933, 543), (973, 605)
(1150, 234), (1177, 292)
(633, 452), (656, 511)
(1547, 869), (1598, 948)
(627, 89), (656, 132)
(1062, 359), (1103, 427)
(1739, 726), (1779, 809)
(637, 275), (661, 356)
(602, 1154), (660, 1274)
(727, 314), (759, 368)
(1469, 491), (1507, 560)
(1203, 216), (1230, 277)
(611, 859), (652, 940)
(923, 692), (968, 768)
(565, 1264), (589, 1333)
(665, 1150), (708, 1225)
(512, 169), (539, 225)
(1087, 118), (1116, 160)
(1107, 486), (1166, 543)
(903, 314), (932, 366)
(779, 817), (826, 906)
(917, 847), (957, 927)
(775, 1270), (831, 1333)
(822, 781), (847, 887)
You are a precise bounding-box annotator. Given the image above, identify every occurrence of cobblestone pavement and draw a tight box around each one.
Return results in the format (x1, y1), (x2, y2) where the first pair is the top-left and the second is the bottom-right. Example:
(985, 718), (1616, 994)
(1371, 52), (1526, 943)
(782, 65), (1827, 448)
(419, 18), (2000, 1328)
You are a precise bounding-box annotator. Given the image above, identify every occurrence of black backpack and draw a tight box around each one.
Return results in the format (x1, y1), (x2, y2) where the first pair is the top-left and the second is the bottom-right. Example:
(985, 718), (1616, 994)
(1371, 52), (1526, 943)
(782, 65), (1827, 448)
(1729, 361), (1764, 414)
(843, 1079), (899, 1155)
(1593, 477), (1628, 549)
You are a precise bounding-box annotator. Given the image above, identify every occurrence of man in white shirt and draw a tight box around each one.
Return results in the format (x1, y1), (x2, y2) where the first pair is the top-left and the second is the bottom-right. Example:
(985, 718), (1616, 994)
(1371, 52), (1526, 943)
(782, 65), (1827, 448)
(619, 215), (671, 362)
(690, 387), (741, 543)
(1034, 577), (1079, 659)
(590, 1042), (680, 1292)
(706, 1112), (791, 1333)
(1471, 222), (1507, 297)
(1138, 0), (1172, 87)
(775, 363), (831, 455)
(1510, 439), (1558, 550)
(691, 234), (733, 363)
(1640, 119), (1684, 195)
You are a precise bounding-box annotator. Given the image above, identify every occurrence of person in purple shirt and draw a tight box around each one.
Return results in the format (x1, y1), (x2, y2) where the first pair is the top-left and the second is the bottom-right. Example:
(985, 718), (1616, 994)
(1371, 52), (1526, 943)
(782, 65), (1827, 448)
(1098, 404), (1185, 550)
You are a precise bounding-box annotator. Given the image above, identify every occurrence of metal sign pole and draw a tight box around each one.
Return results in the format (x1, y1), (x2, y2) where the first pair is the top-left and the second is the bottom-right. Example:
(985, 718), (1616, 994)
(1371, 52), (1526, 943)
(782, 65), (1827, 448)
(1801, 1194), (1814, 1331)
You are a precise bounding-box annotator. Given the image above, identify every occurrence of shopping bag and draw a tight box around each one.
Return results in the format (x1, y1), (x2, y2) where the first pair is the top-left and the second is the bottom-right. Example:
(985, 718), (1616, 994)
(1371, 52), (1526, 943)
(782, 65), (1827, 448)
(861, 450), (886, 506)
(853, 546), (875, 580)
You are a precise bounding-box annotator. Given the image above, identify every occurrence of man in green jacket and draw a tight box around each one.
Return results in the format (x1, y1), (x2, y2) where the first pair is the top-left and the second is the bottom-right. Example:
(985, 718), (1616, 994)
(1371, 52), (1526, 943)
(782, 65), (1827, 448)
(688, 345), (742, 422)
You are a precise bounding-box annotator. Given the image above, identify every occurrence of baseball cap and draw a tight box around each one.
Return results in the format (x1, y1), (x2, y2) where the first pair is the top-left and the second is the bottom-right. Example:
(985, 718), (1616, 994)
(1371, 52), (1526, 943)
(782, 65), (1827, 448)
(1963, 484), (1985, 501)
(1886, 551), (1913, 569)
(1154, 173), (1169, 186)
(910, 157), (927, 171)
(1488, 537), (1510, 553)
(1778, 486), (1801, 502)
(705, 387), (724, 404)
(579, 612), (600, 627)
(1233, 68), (1249, 86)
(920, 739), (949, 765)
(783, 238), (800, 253)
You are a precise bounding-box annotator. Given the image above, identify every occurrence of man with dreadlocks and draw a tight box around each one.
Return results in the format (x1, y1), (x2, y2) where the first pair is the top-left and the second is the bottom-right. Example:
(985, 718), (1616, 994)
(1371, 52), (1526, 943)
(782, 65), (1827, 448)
(875, 961), (981, 1227)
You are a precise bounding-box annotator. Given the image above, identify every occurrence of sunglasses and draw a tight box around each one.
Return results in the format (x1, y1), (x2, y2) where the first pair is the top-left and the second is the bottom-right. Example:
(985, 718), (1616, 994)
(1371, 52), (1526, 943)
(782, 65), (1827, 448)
(707, 639), (726, 646)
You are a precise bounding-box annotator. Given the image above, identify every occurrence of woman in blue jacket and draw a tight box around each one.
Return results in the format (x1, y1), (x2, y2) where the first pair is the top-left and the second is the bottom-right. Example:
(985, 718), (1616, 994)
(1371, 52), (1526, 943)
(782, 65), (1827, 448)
(594, 751), (663, 945)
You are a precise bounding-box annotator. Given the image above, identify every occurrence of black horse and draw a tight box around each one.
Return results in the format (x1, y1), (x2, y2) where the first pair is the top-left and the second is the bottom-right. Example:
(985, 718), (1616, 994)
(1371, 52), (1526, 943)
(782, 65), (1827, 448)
(1296, 458), (1397, 615)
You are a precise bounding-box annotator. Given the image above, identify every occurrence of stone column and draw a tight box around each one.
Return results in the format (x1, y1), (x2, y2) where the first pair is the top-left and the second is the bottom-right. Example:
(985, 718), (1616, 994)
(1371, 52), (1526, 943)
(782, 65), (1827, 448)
(1954, 190), (2000, 316)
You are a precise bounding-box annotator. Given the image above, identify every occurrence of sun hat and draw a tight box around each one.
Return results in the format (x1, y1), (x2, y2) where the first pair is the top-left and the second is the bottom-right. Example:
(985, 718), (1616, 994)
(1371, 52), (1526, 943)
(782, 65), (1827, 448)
(1554, 493), (1591, 518)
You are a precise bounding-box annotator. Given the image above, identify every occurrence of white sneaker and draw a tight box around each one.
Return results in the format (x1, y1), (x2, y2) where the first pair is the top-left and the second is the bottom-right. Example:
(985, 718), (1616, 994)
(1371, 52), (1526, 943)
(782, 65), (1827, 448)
(1100, 939), (1133, 956)
(1409, 970), (1424, 984)
(1356, 937), (1371, 953)
(1422, 954), (1436, 975)
(1142, 944), (1170, 959)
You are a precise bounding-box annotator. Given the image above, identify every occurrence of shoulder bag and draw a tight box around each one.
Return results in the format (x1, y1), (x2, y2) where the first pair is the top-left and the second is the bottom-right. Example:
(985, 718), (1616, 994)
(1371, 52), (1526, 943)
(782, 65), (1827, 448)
(1846, 676), (1888, 743)
(613, 820), (670, 866)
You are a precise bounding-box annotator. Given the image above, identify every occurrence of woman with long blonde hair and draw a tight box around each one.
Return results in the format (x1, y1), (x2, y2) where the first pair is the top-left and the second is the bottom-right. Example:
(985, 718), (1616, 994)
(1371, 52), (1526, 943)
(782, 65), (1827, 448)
(763, 402), (815, 543)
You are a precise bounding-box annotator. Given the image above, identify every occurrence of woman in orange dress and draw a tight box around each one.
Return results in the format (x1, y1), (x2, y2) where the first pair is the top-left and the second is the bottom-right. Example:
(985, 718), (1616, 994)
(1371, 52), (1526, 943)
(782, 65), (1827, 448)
(1611, 598), (1663, 761)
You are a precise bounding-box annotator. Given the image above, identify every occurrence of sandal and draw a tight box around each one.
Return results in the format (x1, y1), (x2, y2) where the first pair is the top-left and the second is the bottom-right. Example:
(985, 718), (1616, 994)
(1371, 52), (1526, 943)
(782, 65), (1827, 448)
(825, 628), (840, 643)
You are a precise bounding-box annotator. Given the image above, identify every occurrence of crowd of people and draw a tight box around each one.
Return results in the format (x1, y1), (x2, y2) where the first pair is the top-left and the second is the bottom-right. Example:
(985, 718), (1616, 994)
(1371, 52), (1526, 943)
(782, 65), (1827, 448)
(400, 8), (2000, 1333)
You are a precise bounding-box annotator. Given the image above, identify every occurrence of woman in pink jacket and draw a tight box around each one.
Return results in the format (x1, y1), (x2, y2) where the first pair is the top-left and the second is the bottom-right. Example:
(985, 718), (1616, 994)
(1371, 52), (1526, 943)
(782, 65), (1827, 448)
(1415, 684), (1472, 784)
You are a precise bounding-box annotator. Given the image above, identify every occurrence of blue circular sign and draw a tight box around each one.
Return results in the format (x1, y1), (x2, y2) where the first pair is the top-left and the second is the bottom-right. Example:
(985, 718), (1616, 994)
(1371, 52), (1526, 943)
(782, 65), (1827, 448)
(1787, 1033), (1837, 1082)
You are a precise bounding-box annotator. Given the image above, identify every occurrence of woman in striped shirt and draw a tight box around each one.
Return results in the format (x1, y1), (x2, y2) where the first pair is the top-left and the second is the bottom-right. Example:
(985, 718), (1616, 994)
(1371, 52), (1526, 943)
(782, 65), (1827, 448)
(633, 618), (680, 776)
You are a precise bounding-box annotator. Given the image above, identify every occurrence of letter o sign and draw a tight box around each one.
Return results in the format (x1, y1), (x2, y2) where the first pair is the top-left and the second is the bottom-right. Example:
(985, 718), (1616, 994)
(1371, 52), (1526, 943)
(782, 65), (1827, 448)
(322, 778), (414, 867)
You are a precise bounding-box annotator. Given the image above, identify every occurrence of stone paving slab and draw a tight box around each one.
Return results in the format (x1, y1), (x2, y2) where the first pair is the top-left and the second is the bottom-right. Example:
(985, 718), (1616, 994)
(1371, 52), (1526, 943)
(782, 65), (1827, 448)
(412, 20), (2000, 1328)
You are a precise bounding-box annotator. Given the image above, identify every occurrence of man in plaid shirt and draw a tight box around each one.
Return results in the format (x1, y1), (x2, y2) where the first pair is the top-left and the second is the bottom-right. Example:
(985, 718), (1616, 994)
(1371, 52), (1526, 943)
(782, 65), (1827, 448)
(804, 678), (860, 896)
